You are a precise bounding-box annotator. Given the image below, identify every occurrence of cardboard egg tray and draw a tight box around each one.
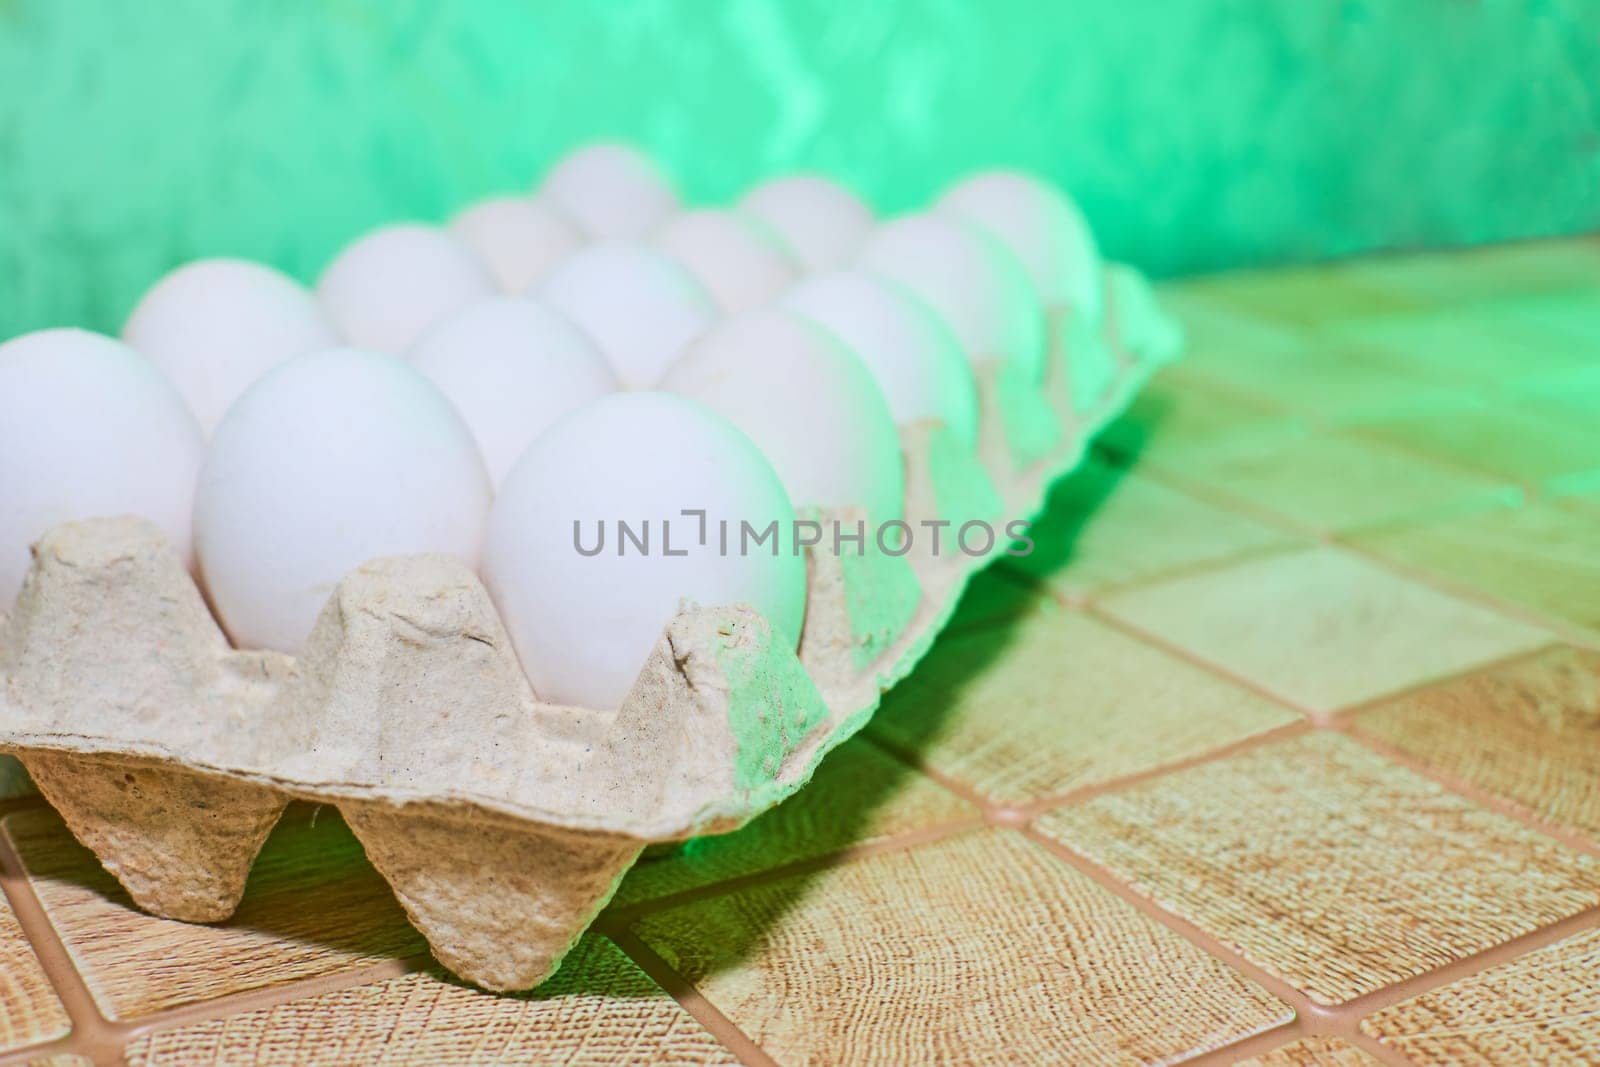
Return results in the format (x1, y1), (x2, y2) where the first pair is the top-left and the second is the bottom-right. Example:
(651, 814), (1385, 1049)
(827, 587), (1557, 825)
(0, 267), (1177, 992)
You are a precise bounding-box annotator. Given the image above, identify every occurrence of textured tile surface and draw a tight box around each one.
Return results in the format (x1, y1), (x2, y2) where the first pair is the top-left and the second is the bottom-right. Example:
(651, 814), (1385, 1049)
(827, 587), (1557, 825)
(636, 830), (1290, 1066)
(1159, 431), (1516, 534)
(1355, 502), (1600, 639)
(0, 878), (70, 1055)
(613, 739), (974, 907)
(1330, 305), (1600, 388)
(1101, 546), (1552, 712)
(1235, 1035), (1382, 1066)
(123, 937), (736, 1067)
(3, 244), (1599, 1066)
(1354, 647), (1600, 844)
(1348, 405), (1600, 491)
(1174, 332), (1472, 422)
(1038, 733), (1600, 1004)
(5, 806), (425, 1019)
(1361, 927), (1600, 1065)
(868, 609), (1298, 806)
(1011, 459), (1295, 597)
(1096, 374), (1301, 468)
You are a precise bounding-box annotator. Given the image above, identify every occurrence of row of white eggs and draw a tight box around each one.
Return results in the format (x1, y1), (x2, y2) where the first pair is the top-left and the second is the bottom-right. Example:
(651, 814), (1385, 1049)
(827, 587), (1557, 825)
(0, 144), (1109, 710)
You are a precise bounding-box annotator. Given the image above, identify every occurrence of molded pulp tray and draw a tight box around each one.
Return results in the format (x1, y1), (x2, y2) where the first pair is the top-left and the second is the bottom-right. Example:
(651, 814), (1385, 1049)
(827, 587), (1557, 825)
(0, 275), (1177, 992)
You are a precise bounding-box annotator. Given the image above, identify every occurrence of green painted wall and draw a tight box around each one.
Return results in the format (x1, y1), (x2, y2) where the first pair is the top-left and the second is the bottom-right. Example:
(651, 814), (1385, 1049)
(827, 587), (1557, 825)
(3, 0), (1596, 340)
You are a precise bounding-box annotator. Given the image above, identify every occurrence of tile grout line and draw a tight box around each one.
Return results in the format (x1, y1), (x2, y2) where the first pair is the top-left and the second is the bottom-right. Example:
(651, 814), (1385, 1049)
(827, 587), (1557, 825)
(1016, 819), (1553, 1067)
(1333, 535), (1600, 652)
(109, 953), (432, 1052)
(1318, 641), (1561, 723)
(1338, 725), (1600, 862)
(1324, 904), (1600, 1024)
(604, 816), (986, 924)
(1013, 824), (1346, 1037)
(1082, 604), (1323, 720)
(605, 928), (782, 1067)
(0, 826), (124, 1066)
(1008, 718), (1313, 819)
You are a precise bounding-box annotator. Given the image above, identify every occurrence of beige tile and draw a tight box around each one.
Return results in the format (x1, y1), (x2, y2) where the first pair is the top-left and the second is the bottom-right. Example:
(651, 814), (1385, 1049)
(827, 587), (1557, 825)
(0, 877), (69, 1055)
(868, 608), (1297, 806)
(1347, 405), (1600, 491)
(1179, 263), (1420, 326)
(1157, 286), (1309, 365)
(1038, 733), (1600, 1005)
(1504, 364), (1600, 426)
(1502, 289), (1600, 350)
(6, 805), (425, 1020)
(123, 936), (736, 1067)
(1011, 459), (1296, 597)
(1361, 926), (1600, 1065)
(1354, 647), (1600, 844)
(1355, 503), (1600, 639)
(613, 739), (974, 908)
(1176, 342), (1474, 423)
(1328, 304), (1600, 388)
(1096, 372), (1302, 469)
(1159, 431), (1517, 534)
(636, 829), (1290, 1065)
(1100, 546), (1551, 712)
(1343, 240), (1600, 308)
(1234, 1035), (1381, 1066)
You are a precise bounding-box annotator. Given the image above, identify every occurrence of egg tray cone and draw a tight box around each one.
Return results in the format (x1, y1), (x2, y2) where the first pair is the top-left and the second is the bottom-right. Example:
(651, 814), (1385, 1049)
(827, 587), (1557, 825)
(0, 265), (1178, 993)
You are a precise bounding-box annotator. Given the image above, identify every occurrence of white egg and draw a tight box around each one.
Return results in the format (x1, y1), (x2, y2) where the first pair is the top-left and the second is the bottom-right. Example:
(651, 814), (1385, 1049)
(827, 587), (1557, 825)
(407, 298), (618, 487)
(660, 309), (904, 523)
(535, 242), (717, 389)
(194, 347), (491, 652)
(936, 170), (1103, 321)
(317, 224), (496, 354)
(122, 259), (339, 435)
(653, 209), (799, 314)
(0, 329), (204, 606)
(538, 142), (680, 240)
(484, 391), (805, 710)
(449, 196), (584, 293)
(855, 214), (1046, 383)
(783, 270), (980, 450)
(739, 175), (874, 273)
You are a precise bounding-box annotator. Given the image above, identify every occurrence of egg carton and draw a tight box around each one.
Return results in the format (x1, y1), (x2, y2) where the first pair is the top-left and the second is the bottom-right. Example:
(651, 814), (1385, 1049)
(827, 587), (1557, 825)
(0, 270), (1177, 992)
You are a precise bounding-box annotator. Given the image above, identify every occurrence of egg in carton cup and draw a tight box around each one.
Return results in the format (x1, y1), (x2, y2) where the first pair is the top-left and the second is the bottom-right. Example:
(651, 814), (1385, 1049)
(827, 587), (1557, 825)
(0, 264), (1178, 992)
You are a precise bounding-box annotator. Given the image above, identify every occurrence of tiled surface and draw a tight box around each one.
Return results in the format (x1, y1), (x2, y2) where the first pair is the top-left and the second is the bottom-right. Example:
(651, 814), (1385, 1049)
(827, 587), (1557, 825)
(1354, 501), (1600, 640)
(1011, 458), (1296, 598)
(0, 876), (70, 1054)
(1353, 647), (1600, 845)
(1361, 928), (1600, 1065)
(1100, 546), (1552, 713)
(1151, 430), (1518, 535)
(1096, 374), (1302, 468)
(1235, 1035), (1382, 1066)
(4, 805), (426, 1020)
(0, 242), (1595, 1064)
(635, 830), (1290, 1066)
(122, 938), (737, 1067)
(1346, 404), (1600, 493)
(868, 607), (1298, 806)
(611, 738), (976, 908)
(1037, 733), (1600, 1005)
